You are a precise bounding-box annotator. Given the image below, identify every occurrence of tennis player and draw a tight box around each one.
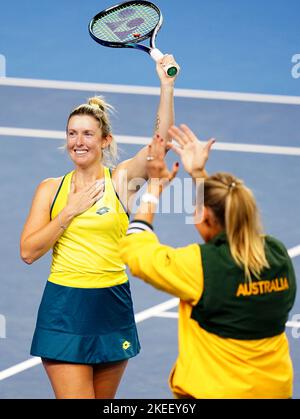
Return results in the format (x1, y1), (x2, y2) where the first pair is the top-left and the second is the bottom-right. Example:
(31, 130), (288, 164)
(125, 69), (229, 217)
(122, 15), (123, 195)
(20, 54), (179, 399)
(120, 126), (297, 399)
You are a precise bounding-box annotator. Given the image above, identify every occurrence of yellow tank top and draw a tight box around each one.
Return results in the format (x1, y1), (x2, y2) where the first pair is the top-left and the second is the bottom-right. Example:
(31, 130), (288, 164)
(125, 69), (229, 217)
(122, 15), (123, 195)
(48, 167), (129, 288)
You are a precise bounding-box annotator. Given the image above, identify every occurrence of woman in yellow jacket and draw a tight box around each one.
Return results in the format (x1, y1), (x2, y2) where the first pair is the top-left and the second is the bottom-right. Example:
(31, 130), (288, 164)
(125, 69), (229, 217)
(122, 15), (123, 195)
(119, 125), (296, 399)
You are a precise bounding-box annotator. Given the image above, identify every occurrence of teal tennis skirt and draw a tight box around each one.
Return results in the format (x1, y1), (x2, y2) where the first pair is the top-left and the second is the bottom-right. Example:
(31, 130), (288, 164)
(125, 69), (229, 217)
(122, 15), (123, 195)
(30, 280), (140, 364)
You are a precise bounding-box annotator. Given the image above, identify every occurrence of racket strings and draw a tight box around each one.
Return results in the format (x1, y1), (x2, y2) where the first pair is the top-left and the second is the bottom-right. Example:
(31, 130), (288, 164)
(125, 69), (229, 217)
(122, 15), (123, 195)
(91, 4), (160, 43)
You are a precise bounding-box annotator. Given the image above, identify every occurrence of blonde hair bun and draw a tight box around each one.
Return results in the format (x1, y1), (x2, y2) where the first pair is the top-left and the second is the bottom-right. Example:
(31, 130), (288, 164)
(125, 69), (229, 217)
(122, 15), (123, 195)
(88, 96), (114, 113)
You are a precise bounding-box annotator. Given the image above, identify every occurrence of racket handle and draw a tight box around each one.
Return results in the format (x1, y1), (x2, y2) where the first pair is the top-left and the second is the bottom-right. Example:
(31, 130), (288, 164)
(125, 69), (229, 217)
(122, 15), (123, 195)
(150, 48), (178, 78)
(150, 48), (164, 61)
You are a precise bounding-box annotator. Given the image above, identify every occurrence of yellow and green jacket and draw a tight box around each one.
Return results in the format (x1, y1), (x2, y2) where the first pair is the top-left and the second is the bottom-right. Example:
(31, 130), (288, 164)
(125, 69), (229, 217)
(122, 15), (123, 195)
(120, 221), (296, 399)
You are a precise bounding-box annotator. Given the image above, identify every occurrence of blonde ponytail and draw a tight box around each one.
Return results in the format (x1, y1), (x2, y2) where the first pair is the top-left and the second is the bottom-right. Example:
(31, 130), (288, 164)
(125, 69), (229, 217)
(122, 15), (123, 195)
(204, 173), (269, 281)
(67, 96), (118, 168)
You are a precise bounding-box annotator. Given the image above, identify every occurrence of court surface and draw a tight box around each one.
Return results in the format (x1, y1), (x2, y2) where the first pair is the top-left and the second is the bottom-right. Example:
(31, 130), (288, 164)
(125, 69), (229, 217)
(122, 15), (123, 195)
(0, 0), (300, 399)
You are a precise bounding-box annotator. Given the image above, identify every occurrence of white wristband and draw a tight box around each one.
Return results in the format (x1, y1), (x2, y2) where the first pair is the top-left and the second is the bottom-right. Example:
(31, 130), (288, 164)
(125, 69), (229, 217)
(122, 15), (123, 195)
(141, 193), (159, 205)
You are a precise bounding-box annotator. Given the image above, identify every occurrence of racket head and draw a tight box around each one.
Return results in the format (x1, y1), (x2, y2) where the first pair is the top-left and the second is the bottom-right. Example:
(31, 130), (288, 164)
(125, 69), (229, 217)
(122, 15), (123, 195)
(89, 1), (162, 48)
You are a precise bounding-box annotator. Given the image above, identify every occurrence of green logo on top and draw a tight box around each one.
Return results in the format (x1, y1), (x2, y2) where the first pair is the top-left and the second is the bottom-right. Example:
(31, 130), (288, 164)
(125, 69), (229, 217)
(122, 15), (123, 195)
(96, 206), (110, 215)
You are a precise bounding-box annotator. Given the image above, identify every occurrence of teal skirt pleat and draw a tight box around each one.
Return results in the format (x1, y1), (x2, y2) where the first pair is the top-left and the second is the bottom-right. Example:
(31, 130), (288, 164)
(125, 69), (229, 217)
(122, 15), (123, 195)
(30, 280), (140, 364)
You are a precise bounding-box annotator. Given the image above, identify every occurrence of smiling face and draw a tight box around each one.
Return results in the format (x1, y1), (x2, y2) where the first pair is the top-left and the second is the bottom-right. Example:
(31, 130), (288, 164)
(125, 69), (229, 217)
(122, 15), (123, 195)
(67, 115), (111, 168)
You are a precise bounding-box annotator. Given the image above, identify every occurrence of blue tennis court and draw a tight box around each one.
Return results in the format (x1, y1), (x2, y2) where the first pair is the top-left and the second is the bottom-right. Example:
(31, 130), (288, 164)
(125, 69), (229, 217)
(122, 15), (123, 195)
(0, 0), (300, 399)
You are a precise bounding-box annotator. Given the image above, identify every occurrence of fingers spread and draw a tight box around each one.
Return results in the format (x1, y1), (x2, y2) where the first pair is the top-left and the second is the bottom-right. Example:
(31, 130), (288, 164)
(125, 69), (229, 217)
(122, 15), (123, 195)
(86, 181), (98, 192)
(168, 142), (183, 156)
(89, 181), (104, 198)
(179, 124), (198, 142)
(168, 125), (188, 145)
(94, 189), (104, 203)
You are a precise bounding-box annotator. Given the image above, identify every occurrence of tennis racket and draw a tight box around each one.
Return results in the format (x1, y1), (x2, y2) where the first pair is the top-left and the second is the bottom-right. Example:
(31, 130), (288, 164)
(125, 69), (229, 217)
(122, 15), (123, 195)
(88, 0), (178, 77)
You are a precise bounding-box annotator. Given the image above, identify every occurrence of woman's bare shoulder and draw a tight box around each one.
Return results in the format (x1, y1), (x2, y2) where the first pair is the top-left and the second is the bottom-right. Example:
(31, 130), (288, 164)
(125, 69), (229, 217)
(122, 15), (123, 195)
(39, 176), (64, 190)
(35, 177), (65, 208)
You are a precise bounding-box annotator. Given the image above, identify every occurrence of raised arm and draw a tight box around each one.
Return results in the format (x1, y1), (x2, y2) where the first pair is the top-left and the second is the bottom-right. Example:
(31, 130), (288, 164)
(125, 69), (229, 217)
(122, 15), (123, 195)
(114, 54), (179, 184)
(153, 54), (178, 141)
(119, 134), (202, 303)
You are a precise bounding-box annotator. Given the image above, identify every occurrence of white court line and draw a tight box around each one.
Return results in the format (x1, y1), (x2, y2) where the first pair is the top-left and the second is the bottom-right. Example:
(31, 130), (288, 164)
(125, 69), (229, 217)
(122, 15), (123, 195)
(286, 321), (300, 329)
(288, 245), (300, 258)
(153, 312), (179, 319)
(0, 243), (299, 381)
(154, 312), (300, 330)
(0, 298), (179, 381)
(0, 78), (299, 383)
(153, 313), (300, 330)
(0, 127), (65, 140)
(0, 358), (41, 381)
(134, 298), (179, 323)
(1, 126), (300, 156)
(154, 312), (300, 331)
(2, 291), (299, 381)
(1, 77), (300, 104)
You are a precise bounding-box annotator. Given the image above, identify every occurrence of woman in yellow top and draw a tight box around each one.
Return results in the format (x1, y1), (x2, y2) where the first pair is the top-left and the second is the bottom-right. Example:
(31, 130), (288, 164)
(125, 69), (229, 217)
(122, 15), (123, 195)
(120, 126), (296, 399)
(20, 55), (179, 399)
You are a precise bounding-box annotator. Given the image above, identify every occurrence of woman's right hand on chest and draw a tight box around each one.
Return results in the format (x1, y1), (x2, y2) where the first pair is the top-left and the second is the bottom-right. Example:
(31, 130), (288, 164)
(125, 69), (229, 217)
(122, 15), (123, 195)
(66, 180), (105, 217)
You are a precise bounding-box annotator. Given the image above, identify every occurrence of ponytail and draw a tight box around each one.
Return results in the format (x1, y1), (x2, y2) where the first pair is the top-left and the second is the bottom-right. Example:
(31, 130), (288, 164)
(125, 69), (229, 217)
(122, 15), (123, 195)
(204, 173), (269, 280)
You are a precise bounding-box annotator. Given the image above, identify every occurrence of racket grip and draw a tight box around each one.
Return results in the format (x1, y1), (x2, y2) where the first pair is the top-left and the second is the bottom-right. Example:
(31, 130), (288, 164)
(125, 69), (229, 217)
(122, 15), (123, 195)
(150, 48), (164, 61)
(150, 48), (178, 78)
